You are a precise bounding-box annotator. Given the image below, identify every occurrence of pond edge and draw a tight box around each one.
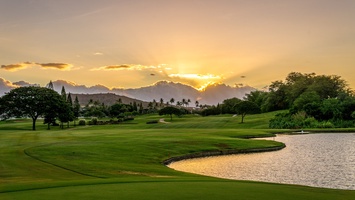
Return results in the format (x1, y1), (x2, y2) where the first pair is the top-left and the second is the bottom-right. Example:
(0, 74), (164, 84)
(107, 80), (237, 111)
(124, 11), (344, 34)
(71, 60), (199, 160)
(163, 144), (286, 165)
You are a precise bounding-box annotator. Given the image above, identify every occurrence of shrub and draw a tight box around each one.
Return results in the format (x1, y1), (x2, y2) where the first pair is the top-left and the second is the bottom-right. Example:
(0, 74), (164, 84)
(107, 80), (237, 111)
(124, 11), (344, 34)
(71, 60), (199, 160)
(316, 121), (334, 128)
(91, 117), (98, 125)
(302, 117), (318, 128)
(269, 111), (319, 129)
(146, 120), (158, 124)
(331, 119), (354, 128)
(124, 117), (135, 121)
(78, 119), (86, 126)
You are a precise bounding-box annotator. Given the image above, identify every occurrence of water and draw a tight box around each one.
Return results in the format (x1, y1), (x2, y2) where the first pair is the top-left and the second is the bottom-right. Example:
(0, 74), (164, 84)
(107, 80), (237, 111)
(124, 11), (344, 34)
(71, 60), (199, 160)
(168, 133), (355, 190)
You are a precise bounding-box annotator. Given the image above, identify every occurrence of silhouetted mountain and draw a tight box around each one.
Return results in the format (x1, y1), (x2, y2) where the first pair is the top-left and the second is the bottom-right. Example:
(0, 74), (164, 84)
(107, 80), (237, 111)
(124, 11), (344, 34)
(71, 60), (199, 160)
(0, 79), (255, 105)
(13, 81), (40, 87)
(72, 93), (146, 107)
(112, 81), (255, 105)
(201, 83), (255, 105)
(113, 81), (200, 103)
(51, 80), (111, 94)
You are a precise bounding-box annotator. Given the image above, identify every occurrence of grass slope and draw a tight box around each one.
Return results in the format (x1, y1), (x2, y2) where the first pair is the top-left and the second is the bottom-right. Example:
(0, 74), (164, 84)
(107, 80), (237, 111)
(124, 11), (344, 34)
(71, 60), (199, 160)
(0, 112), (354, 199)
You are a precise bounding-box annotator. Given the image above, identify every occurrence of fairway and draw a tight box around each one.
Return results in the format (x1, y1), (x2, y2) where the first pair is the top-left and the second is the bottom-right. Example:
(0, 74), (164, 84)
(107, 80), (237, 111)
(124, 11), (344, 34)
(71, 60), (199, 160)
(1, 113), (354, 199)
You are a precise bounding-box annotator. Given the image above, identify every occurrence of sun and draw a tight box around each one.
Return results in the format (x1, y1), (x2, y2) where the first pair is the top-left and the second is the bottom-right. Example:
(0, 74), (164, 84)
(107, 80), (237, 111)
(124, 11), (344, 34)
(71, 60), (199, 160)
(168, 73), (223, 90)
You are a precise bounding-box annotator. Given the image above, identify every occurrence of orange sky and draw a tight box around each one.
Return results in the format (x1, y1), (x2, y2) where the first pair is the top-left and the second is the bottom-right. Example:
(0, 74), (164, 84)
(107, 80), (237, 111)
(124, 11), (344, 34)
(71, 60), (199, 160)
(1, 0), (355, 90)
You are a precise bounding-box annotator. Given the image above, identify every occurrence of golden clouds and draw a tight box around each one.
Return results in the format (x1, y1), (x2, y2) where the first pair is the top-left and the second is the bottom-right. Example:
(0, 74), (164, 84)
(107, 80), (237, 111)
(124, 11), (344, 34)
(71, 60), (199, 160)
(167, 73), (223, 90)
(39, 63), (72, 70)
(1, 62), (72, 71)
(90, 63), (223, 90)
(1, 63), (28, 71)
(0, 77), (18, 95)
(169, 74), (221, 80)
(91, 64), (163, 71)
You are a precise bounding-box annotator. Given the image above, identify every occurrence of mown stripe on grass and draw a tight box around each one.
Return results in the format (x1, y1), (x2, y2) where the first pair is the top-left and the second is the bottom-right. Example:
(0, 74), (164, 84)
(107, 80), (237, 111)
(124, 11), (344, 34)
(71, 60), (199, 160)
(24, 144), (105, 179)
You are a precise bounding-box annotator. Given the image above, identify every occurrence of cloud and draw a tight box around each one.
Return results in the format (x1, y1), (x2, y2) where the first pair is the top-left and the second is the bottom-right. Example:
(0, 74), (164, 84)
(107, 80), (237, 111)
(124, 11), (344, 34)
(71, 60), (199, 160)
(0, 77), (18, 95)
(1, 62), (72, 71)
(38, 63), (72, 70)
(94, 52), (104, 56)
(1, 63), (28, 71)
(169, 74), (222, 80)
(167, 74), (223, 90)
(13, 81), (40, 87)
(92, 64), (160, 71)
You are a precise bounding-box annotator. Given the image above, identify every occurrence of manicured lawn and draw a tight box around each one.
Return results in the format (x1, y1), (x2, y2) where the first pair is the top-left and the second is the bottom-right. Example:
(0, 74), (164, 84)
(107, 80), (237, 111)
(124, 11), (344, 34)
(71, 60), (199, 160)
(0, 113), (354, 199)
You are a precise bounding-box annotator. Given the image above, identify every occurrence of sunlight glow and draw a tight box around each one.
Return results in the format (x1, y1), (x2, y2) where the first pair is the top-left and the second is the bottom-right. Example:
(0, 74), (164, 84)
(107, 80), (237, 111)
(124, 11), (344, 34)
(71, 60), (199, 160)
(197, 81), (218, 91)
(169, 74), (221, 80)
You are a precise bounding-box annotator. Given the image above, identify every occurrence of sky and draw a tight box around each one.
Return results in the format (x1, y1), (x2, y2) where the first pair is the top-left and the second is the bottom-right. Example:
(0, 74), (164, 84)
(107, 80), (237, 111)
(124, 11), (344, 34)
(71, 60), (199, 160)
(1, 0), (355, 90)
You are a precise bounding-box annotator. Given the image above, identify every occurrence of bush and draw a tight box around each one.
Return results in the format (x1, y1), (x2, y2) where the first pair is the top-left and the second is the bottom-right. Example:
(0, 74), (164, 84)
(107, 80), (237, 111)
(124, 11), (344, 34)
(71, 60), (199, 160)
(302, 117), (318, 128)
(146, 120), (158, 124)
(316, 121), (334, 128)
(124, 117), (135, 121)
(269, 111), (319, 129)
(91, 117), (98, 125)
(330, 119), (354, 128)
(78, 119), (86, 126)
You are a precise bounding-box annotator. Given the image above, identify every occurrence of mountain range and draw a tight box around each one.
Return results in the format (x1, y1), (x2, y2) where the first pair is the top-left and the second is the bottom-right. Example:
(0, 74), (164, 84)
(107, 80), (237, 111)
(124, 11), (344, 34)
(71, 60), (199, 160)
(0, 78), (255, 105)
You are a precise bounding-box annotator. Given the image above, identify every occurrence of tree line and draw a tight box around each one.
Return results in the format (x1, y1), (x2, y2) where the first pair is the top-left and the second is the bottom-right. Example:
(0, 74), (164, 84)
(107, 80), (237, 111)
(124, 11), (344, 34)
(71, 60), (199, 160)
(196, 72), (355, 127)
(2, 72), (355, 129)
(0, 84), (141, 130)
(0, 83), (194, 130)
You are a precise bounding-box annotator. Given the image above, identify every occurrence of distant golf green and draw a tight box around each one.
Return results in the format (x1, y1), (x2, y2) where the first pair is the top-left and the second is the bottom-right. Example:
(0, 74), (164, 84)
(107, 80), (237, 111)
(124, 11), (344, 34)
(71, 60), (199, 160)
(1, 112), (354, 199)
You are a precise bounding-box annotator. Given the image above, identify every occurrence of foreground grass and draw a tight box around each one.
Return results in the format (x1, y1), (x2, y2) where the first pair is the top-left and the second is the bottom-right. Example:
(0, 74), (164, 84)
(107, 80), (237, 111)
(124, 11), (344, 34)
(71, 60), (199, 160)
(0, 113), (354, 199)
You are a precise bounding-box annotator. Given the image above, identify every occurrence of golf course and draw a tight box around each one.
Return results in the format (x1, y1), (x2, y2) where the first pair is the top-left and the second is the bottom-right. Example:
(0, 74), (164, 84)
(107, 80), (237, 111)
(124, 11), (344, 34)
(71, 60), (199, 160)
(1, 112), (354, 199)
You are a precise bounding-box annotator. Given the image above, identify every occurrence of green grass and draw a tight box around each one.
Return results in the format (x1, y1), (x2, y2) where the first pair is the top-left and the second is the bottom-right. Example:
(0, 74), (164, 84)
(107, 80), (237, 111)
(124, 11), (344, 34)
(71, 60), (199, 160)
(0, 112), (354, 199)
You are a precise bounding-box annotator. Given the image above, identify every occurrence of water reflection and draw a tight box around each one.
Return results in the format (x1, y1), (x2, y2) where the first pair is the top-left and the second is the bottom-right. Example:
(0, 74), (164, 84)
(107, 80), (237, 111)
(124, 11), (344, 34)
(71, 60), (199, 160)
(168, 133), (355, 190)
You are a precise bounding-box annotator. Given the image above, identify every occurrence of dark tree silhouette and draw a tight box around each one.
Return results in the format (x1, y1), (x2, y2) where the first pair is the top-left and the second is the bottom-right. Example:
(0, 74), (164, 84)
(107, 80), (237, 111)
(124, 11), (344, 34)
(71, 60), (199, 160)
(46, 80), (54, 90)
(1, 87), (68, 130)
(170, 98), (175, 105)
(158, 106), (181, 121)
(61, 86), (66, 101)
(160, 98), (164, 107)
(73, 96), (80, 126)
(234, 101), (260, 123)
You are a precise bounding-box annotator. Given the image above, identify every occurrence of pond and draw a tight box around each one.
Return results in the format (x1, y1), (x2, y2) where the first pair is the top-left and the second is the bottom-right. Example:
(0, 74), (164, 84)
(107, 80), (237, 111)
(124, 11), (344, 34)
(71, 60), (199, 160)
(168, 133), (355, 190)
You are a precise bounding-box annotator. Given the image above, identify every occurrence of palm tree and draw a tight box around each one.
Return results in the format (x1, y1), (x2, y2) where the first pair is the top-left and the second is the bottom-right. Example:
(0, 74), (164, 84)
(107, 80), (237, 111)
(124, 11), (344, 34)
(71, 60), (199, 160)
(195, 100), (199, 108)
(182, 99), (186, 107)
(152, 99), (157, 109)
(160, 98), (164, 108)
(170, 98), (175, 105)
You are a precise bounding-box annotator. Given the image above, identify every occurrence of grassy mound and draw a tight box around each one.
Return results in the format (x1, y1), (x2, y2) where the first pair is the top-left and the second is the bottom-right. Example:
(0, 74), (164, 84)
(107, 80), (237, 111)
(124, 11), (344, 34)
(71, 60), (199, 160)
(0, 113), (354, 199)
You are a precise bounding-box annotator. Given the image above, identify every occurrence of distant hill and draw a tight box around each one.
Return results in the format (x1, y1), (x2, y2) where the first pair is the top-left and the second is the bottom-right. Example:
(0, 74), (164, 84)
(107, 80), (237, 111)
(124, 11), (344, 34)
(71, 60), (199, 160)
(0, 78), (255, 105)
(112, 81), (200, 104)
(112, 81), (255, 105)
(200, 83), (255, 105)
(71, 93), (147, 107)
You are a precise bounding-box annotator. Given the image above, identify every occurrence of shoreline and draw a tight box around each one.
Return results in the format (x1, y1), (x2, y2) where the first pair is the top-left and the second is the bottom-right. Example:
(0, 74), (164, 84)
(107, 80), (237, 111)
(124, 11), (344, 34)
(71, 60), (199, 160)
(163, 144), (286, 166)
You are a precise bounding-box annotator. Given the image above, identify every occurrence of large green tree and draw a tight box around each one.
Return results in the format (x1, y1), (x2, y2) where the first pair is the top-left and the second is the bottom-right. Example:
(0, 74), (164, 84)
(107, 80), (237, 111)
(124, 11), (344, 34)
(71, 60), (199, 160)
(1, 87), (68, 130)
(234, 101), (260, 123)
(261, 72), (350, 113)
(109, 103), (133, 120)
(158, 106), (181, 121)
(222, 98), (242, 114)
(244, 90), (268, 109)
